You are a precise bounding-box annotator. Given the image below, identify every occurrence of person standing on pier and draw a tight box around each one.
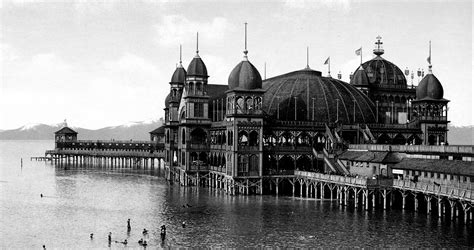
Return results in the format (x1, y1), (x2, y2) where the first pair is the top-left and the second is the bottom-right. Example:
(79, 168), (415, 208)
(108, 232), (112, 244)
(127, 218), (131, 231)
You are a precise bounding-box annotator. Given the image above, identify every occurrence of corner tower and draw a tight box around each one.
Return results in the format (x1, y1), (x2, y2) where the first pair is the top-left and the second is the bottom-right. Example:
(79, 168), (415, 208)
(412, 41), (450, 145)
(164, 46), (187, 170)
(177, 33), (211, 177)
(225, 23), (264, 182)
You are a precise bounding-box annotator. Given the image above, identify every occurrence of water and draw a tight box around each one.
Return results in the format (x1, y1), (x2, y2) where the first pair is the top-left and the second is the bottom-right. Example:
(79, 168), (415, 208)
(0, 140), (472, 248)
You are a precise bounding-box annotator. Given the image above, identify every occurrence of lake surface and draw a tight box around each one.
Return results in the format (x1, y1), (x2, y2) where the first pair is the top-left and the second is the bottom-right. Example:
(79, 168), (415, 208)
(0, 140), (472, 248)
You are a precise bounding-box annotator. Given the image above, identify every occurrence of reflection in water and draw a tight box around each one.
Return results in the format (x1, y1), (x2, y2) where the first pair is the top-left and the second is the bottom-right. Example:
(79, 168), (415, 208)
(0, 141), (472, 248)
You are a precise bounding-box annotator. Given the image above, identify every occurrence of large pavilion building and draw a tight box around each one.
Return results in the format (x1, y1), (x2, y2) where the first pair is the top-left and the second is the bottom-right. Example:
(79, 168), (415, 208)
(160, 34), (450, 191)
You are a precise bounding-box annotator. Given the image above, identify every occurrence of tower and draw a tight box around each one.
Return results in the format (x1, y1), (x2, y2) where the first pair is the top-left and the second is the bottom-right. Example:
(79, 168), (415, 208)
(226, 23), (264, 178)
(412, 41), (450, 145)
(164, 45), (186, 168)
(177, 33), (211, 173)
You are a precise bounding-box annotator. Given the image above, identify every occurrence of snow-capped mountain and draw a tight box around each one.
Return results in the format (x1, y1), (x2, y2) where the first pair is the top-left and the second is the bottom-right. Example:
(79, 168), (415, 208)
(0, 119), (163, 140)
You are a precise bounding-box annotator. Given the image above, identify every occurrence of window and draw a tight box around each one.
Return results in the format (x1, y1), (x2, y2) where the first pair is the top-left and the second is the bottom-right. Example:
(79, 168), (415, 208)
(194, 103), (204, 117)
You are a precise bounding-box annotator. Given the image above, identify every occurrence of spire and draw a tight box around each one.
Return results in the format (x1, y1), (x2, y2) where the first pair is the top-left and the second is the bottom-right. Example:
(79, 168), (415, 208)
(264, 62), (267, 80)
(243, 22), (248, 61)
(305, 46), (310, 69)
(195, 32), (200, 58)
(373, 35), (384, 56)
(178, 44), (183, 68)
(427, 40), (432, 74)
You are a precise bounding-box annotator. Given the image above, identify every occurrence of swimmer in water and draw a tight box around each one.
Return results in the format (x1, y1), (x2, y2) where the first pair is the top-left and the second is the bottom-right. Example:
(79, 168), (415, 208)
(90, 233), (93, 239)
(182, 221), (186, 228)
(40, 194), (43, 198)
(142, 228), (148, 235)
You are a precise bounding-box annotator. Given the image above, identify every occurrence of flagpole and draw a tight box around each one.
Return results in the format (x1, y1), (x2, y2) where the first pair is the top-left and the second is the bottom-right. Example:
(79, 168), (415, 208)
(360, 46), (362, 65)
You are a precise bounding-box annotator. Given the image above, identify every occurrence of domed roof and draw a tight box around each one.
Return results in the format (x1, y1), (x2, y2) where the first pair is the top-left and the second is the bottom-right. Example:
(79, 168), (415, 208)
(351, 56), (406, 87)
(263, 69), (376, 123)
(350, 66), (370, 86)
(171, 64), (186, 83)
(228, 60), (262, 90)
(187, 54), (208, 77)
(416, 72), (444, 100)
(164, 93), (171, 107)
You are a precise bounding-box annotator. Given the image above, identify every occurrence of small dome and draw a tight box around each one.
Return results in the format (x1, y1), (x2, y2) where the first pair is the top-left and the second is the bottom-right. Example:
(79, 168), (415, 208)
(228, 60), (262, 90)
(351, 56), (406, 87)
(263, 69), (376, 123)
(164, 93), (171, 107)
(187, 55), (208, 77)
(171, 65), (186, 83)
(350, 66), (370, 86)
(416, 73), (444, 100)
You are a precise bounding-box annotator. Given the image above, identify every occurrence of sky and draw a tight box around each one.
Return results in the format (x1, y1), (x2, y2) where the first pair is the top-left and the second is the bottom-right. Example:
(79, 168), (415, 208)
(0, 0), (472, 129)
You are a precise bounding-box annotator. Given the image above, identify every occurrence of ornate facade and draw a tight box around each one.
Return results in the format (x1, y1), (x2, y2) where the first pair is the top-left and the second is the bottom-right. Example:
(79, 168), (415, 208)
(161, 36), (450, 193)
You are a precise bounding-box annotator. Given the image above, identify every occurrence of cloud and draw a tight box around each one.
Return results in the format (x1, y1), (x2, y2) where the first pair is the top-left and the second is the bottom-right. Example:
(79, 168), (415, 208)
(155, 15), (230, 47)
(0, 47), (166, 129)
(284, 0), (352, 12)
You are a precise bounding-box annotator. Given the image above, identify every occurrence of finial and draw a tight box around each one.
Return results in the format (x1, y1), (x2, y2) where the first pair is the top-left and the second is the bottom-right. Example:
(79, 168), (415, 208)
(179, 44), (182, 64)
(243, 22), (248, 61)
(427, 40), (432, 74)
(373, 35), (384, 56)
(196, 32), (199, 55)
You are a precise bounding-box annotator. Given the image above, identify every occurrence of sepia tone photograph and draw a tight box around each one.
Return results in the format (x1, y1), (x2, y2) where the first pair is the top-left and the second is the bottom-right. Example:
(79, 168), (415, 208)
(0, 0), (473, 248)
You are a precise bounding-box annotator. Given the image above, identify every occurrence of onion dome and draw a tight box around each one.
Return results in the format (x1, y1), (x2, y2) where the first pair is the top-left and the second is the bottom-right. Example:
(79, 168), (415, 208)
(187, 54), (208, 77)
(187, 33), (208, 77)
(171, 64), (186, 83)
(416, 69), (444, 100)
(164, 93), (171, 107)
(263, 69), (376, 123)
(228, 23), (262, 90)
(228, 59), (262, 90)
(350, 66), (370, 87)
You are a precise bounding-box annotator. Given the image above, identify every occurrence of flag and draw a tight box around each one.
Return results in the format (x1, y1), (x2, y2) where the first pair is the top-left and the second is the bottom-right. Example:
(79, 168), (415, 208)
(324, 57), (330, 65)
(427, 55), (431, 64)
(355, 47), (362, 56)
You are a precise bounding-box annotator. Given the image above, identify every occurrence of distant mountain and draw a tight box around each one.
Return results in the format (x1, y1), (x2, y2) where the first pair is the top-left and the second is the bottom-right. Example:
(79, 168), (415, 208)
(0, 119), (164, 141)
(1, 120), (472, 145)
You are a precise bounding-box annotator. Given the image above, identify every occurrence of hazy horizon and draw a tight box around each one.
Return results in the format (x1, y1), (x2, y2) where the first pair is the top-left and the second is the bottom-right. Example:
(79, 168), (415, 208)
(1, 0), (472, 130)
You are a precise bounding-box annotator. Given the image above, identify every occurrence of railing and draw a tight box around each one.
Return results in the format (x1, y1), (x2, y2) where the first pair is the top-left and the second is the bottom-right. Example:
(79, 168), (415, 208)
(294, 170), (394, 188)
(238, 145), (259, 151)
(269, 120), (333, 127)
(56, 140), (164, 151)
(263, 169), (295, 176)
(349, 144), (474, 155)
(393, 179), (473, 201)
(264, 145), (312, 153)
(46, 149), (165, 158)
(186, 143), (210, 150)
(188, 164), (209, 171)
(418, 116), (447, 122)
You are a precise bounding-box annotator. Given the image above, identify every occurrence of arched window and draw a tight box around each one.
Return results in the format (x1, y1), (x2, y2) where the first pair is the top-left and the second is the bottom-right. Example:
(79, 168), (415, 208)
(236, 96), (244, 114)
(181, 129), (186, 144)
(254, 97), (262, 110)
(238, 155), (248, 174)
(249, 155), (259, 175)
(246, 97), (253, 111)
(249, 131), (259, 146)
(238, 131), (248, 146)
(190, 128), (207, 144)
